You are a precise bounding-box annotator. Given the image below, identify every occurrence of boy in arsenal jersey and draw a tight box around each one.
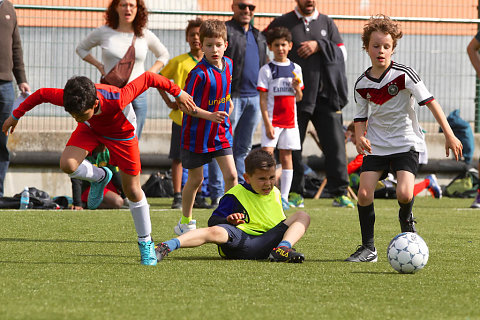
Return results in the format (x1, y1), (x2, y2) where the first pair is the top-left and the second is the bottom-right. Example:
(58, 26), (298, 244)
(345, 15), (463, 263)
(2, 71), (196, 266)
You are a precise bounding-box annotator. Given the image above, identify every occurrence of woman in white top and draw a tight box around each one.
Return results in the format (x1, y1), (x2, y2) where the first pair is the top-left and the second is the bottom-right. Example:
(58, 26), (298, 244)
(76, 0), (169, 138)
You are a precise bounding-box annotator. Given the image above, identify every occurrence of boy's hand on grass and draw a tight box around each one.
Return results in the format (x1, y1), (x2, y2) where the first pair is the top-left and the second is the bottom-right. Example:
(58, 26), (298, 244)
(445, 135), (463, 161)
(2, 116), (18, 136)
(356, 136), (372, 155)
(175, 90), (197, 113)
(227, 213), (245, 225)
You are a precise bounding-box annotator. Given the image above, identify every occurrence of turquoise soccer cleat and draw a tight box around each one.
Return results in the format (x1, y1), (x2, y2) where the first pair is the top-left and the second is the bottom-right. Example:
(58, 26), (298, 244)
(87, 167), (113, 209)
(138, 240), (157, 266)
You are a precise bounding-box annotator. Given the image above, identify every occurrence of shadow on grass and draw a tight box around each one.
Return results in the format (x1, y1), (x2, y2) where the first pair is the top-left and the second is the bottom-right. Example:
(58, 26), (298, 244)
(0, 237), (130, 244)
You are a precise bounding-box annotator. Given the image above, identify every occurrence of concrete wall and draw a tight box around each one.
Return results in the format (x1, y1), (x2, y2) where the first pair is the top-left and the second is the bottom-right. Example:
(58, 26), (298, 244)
(5, 125), (479, 197)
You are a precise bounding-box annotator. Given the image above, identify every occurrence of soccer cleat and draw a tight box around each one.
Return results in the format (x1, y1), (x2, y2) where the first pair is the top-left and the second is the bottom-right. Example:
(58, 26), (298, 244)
(470, 193), (480, 208)
(174, 219), (197, 235)
(288, 192), (304, 208)
(155, 242), (171, 262)
(171, 193), (182, 209)
(138, 240), (157, 266)
(87, 167), (113, 209)
(345, 245), (378, 262)
(268, 246), (305, 263)
(193, 196), (212, 209)
(282, 198), (290, 211)
(426, 174), (442, 199)
(333, 195), (354, 208)
(399, 213), (417, 233)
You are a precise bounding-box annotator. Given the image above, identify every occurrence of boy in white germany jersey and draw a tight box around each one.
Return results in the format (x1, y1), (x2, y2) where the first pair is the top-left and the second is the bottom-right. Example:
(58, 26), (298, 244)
(257, 27), (304, 210)
(345, 15), (463, 262)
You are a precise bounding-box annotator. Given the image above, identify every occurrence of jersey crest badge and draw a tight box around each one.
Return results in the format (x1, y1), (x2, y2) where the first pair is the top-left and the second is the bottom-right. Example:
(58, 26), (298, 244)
(388, 84), (399, 96)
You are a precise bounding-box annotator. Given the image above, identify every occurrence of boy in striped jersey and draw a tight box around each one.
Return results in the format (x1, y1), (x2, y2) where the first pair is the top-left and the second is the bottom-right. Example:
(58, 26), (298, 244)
(345, 15), (463, 262)
(175, 20), (238, 235)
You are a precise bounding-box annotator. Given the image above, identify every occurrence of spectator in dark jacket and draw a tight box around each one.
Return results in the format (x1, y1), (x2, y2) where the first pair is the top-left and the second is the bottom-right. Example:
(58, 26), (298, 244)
(266, 0), (353, 208)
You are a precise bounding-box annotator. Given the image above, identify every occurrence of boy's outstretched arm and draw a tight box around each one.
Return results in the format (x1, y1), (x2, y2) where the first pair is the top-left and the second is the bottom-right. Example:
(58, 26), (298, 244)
(2, 116), (18, 136)
(3, 88), (64, 136)
(427, 100), (463, 160)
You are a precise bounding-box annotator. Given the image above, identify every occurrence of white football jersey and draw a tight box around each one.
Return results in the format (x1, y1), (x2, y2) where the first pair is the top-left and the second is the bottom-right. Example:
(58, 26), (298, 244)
(353, 61), (433, 156)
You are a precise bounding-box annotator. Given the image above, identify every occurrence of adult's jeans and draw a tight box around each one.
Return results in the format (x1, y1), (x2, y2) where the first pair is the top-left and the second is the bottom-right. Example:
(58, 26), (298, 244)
(0, 81), (14, 197)
(230, 96), (261, 183)
(132, 91), (148, 139)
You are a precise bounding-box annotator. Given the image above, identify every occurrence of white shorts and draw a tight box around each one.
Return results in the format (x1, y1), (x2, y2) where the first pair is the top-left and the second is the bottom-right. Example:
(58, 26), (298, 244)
(261, 125), (301, 150)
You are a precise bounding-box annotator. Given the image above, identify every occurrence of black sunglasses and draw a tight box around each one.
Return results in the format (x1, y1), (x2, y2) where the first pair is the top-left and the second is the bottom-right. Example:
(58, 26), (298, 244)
(237, 3), (256, 11)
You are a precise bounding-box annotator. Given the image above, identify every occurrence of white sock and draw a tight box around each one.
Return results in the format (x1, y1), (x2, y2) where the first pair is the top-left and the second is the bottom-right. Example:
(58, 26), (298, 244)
(280, 169), (293, 201)
(129, 193), (152, 242)
(68, 160), (105, 183)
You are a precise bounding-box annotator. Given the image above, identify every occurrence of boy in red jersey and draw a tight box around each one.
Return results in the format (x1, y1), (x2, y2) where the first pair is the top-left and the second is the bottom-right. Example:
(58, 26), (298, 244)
(174, 20), (238, 235)
(2, 71), (196, 266)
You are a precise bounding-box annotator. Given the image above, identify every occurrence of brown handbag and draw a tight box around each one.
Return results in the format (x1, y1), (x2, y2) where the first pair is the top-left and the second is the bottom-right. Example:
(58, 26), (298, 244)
(100, 35), (136, 88)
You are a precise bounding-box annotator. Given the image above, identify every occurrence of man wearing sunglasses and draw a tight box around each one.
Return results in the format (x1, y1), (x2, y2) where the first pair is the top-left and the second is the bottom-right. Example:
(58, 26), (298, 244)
(224, 0), (268, 185)
(266, 0), (353, 208)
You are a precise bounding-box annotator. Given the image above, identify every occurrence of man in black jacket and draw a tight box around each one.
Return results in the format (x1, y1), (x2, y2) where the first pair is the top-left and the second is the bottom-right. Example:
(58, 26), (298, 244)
(266, 0), (353, 208)
(224, 0), (268, 184)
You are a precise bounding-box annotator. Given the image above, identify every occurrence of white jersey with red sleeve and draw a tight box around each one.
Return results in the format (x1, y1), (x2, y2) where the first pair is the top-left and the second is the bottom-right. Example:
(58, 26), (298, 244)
(353, 61), (433, 156)
(12, 72), (181, 140)
(257, 59), (304, 129)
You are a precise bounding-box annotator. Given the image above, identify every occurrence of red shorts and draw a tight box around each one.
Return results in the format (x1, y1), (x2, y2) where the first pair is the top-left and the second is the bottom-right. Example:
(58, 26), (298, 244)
(66, 124), (141, 175)
(81, 181), (118, 203)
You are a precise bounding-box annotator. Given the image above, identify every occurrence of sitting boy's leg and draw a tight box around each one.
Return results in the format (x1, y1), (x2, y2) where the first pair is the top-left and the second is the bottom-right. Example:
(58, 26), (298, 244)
(121, 171), (156, 266)
(156, 226), (229, 261)
(268, 211), (310, 263)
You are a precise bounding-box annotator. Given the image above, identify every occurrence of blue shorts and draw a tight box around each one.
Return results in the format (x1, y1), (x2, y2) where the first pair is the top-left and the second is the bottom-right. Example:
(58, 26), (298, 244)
(217, 221), (288, 260)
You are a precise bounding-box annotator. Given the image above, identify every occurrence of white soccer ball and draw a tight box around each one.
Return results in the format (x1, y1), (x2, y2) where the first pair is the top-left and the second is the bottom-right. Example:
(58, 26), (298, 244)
(387, 232), (429, 274)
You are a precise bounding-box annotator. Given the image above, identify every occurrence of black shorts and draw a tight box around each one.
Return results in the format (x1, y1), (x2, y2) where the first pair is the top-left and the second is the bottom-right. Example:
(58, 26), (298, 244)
(217, 221), (288, 260)
(180, 147), (233, 169)
(168, 122), (182, 161)
(362, 149), (419, 178)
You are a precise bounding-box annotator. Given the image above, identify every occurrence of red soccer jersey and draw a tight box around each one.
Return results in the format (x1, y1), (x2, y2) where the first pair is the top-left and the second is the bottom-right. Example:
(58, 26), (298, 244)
(12, 72), (181, 140)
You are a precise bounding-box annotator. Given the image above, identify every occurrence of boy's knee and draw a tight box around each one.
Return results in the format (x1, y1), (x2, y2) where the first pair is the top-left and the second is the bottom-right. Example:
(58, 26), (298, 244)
(208, 226), (229, 243)
(59, 158), (77, 174)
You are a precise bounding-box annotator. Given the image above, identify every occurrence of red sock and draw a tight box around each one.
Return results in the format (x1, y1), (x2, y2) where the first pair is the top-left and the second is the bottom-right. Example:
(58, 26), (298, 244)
(413, 179), (430, 196)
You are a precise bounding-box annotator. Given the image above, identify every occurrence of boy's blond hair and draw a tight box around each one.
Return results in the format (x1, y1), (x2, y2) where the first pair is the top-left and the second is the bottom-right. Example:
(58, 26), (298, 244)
(199, 19), (227, 43)
(362, 14), (403, 51)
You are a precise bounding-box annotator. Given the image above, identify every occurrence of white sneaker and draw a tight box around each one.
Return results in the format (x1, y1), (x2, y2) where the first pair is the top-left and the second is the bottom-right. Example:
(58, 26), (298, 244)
(174, 219), (197, 235)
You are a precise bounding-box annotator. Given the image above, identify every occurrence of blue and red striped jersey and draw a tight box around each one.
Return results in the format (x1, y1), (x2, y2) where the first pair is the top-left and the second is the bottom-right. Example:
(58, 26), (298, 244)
(181, 57), (233, 153)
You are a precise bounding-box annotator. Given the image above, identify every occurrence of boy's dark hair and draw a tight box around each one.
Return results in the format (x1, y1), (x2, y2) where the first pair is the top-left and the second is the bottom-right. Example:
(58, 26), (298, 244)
(244, 149), (276, 175)
(266, 27), (292, 45)
(63, 76), (97, 115)
(199, 19), (227, 43)
(362, 14), (403, 51)
(186, 18), (203, 39)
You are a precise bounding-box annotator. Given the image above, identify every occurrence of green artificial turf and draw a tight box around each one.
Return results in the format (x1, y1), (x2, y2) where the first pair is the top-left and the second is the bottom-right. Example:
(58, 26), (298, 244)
(0, 197), (478, 320)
